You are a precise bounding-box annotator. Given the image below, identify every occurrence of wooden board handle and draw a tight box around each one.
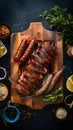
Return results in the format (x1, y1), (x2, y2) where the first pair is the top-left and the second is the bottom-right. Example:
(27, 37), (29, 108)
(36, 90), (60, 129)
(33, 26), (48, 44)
(21, 22), (44, 41)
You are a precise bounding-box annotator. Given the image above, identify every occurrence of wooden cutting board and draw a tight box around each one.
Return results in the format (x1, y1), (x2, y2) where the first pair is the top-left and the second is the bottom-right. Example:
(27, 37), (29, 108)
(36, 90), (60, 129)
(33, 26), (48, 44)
(10, 22), (63, 110)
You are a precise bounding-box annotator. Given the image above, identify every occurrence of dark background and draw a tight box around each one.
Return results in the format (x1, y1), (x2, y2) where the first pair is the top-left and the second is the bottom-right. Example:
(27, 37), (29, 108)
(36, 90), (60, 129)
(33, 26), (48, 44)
(0, 0), (73, 129)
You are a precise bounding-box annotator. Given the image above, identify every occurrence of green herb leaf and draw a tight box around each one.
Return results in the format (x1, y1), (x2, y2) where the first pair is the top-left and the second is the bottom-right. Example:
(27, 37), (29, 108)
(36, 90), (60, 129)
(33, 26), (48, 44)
(39, 5), (73, 44)
(43, 87), (63, 102)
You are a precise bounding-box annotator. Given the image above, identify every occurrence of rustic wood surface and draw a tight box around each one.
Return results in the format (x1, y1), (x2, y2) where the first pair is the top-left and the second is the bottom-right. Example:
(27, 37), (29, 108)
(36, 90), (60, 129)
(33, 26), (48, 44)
(10, 22), (63, 110)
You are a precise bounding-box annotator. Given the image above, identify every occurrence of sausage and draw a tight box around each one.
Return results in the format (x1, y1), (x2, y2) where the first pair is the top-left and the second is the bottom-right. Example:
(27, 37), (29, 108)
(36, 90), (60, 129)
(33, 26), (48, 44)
(20, 39), (36, 63)
(47, 66), (66, 92)
(34, 73), (53, 96)
(14, 39), (27, 62)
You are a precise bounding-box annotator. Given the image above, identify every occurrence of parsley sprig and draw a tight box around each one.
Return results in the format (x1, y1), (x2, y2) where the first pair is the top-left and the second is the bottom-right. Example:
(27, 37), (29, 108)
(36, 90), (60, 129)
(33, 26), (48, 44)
(39, 5), (73, 44)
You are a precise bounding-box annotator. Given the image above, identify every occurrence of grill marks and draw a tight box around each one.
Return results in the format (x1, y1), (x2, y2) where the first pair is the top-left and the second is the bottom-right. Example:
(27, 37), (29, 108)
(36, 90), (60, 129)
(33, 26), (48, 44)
(15, 40), (56, 96)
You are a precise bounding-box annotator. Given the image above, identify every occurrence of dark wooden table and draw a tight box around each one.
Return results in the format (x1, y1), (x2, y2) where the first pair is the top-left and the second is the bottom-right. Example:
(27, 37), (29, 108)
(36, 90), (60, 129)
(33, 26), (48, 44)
(0, 0), (73, 129)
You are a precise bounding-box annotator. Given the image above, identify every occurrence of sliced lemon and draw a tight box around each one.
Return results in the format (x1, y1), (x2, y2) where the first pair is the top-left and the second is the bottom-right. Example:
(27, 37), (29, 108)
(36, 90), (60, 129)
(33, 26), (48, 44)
(66, 75), (73, 92)
(71, 47), (73, 55)
(0, 46), (5, 56)
(0, 40), (7, 57)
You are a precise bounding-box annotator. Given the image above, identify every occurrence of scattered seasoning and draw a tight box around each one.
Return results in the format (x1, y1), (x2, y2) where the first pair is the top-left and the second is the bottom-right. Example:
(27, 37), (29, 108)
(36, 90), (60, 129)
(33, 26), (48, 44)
(22, 111), (37, 120)
(26, 112), (32, 119)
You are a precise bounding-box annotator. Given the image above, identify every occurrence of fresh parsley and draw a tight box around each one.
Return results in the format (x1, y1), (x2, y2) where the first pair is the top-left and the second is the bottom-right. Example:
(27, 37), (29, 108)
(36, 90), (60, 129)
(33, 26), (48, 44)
(39, 5), (73, 44)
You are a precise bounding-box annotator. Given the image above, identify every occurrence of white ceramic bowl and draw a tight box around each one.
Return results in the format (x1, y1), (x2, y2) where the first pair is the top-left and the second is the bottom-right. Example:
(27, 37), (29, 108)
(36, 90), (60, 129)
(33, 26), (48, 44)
(0, 67), (7, 80)
(55, 107), (67, 120)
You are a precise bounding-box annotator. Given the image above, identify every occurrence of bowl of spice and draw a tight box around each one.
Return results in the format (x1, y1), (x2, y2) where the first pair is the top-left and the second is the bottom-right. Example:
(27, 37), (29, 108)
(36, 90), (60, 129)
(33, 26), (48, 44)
(55, 107), (67, 120)
(0, 40), (7, 58)
(0, 83), (8, 101)
(0, 24), (11, 39)
(0, 67), (7, 80)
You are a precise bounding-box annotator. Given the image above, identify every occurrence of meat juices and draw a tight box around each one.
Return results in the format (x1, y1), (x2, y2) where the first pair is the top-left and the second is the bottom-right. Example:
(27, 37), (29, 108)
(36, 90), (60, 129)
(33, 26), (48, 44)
(14, 40), (56, 96)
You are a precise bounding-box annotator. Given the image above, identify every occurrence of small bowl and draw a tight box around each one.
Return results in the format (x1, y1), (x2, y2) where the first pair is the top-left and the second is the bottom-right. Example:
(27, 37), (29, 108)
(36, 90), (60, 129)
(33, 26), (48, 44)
(0, 24), (11, 39)
(0, 40), (7, 58)
(2, 105), (21, 123)
(66, 74), (73, 92)
(0, 67), (7, 80)
(55, 107), (67, 120)
(0, 83), (8, 101)
(64, 95), (73, 106)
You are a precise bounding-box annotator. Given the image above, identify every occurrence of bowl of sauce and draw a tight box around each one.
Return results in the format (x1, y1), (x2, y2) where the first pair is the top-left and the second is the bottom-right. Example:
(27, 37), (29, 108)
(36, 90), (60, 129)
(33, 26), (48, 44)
(0, 25), (11, 39)
(64, 95), (73, 108)
(0, 67), (7, 80)
(2, 105), (21, 123)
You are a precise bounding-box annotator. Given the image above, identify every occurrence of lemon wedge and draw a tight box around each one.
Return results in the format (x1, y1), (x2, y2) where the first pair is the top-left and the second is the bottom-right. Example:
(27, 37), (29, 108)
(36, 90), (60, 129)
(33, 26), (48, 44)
(0, 46), (5, 56)
(66, 75), (73, 92)
(0, 40), (7, 57)
(71, 47), (73, 55)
